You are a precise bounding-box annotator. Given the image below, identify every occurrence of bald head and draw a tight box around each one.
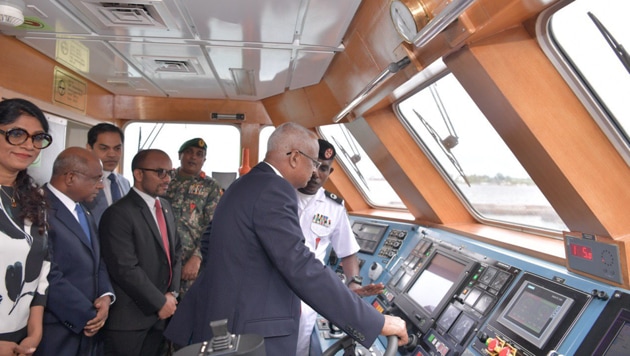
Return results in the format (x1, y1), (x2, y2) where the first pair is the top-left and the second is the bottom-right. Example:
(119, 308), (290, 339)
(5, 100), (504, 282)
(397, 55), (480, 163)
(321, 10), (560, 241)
(264, 122), (319, 188)
(50, 147), (104, 203)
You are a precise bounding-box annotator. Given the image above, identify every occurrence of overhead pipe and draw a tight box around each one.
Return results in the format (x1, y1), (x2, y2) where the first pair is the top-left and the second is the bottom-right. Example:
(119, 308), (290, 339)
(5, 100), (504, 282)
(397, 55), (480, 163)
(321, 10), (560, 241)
(333, 56), (410, 123)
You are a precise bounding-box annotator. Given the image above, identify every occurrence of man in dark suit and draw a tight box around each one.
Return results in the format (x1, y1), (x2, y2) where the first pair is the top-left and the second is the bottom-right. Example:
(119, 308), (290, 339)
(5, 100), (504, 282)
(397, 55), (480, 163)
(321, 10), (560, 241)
(37, 147), (114, 356)
(99, 149), (181, 356)
(85, 123), (131, 224)
(165, 123), (408, 355)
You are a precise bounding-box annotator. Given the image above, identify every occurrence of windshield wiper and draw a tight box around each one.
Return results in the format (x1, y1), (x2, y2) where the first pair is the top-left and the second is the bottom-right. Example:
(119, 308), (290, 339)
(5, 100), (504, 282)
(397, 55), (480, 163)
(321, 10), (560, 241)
(413, 109), (470, 186)
(331, 135), (369, 188)
(588, 12), (630, 76)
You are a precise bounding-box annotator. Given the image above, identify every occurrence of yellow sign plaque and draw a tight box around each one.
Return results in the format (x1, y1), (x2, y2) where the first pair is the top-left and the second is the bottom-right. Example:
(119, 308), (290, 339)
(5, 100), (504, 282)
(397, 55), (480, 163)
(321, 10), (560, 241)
(52, 67), (87, 113)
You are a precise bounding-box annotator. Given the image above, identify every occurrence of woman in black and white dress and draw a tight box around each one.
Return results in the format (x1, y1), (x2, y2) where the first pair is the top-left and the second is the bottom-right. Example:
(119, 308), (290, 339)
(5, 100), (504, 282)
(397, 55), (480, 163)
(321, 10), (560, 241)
(0, 98), (53, 356)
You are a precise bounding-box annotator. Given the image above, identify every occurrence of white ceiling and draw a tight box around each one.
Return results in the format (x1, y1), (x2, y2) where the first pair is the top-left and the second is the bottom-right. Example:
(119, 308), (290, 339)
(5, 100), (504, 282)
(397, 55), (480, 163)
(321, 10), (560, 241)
(0, 0), (361, 100)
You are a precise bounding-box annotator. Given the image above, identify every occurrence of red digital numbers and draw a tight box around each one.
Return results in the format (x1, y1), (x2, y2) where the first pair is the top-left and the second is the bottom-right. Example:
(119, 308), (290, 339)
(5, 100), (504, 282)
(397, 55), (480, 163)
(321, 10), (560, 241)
(570, 243), (593, 260)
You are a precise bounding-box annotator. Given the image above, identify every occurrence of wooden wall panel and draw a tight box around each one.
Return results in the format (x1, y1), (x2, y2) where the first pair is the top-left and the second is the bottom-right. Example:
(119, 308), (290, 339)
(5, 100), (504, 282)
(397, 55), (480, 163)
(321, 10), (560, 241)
(0, 35), (113, 122)
(114, 96), (271, 125)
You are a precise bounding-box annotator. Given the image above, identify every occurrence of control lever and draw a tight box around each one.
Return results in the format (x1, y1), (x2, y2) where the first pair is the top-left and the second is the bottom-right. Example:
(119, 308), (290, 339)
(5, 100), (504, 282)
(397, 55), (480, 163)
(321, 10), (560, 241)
(368, 262), (384, 281)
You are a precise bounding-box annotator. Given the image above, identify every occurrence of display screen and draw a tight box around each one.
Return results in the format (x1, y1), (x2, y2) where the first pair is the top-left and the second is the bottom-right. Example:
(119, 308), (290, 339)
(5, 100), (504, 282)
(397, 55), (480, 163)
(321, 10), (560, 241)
(497, 281), (574, 348)
(570, 243), (593, 260)
(406, 252), (467, 315)
(604, 322), (630, 355)
(593, 308), (630, 355)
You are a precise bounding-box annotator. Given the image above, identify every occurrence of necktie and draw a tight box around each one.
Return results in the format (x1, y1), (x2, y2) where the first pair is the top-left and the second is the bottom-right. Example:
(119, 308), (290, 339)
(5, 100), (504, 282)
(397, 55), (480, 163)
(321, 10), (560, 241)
(109, 173), (122, 202)
(76, 203), (91, 242)
(154, 199), (172, 284)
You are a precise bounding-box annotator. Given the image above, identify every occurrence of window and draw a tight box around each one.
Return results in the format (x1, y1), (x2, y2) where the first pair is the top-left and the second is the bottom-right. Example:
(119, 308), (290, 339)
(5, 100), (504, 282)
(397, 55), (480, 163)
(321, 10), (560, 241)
(319, 123), (405, 209)
(258, 125), (275, 161)
(123, 123), (240, 178)
(547, 0), (630, 163)
(397, 72), (567, 232)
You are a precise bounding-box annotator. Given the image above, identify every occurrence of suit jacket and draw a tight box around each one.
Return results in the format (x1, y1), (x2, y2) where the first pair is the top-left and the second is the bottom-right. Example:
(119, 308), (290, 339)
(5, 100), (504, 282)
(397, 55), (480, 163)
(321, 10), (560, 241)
(85, 172), (130, 225)
(164, 163), (383, 355)
(37, 185), (114, 356)
(99, 189), (181, 331)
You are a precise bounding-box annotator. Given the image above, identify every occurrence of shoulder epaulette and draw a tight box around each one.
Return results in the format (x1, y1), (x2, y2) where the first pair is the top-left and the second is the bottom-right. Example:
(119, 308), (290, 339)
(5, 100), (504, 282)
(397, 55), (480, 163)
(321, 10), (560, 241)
(324, 190), (344, 205)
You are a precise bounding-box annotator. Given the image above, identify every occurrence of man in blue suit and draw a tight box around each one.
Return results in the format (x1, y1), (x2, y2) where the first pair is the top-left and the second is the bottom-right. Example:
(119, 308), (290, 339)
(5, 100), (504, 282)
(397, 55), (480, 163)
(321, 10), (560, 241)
(165, 123), (408, 355)
(85, 123), (131, 224)
(37, 147), (115, 356)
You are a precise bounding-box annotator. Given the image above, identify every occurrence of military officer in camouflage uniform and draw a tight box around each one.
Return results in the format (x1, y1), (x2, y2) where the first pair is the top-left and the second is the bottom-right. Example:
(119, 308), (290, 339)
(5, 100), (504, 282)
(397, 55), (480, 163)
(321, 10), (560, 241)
(163, 138), (221, 298)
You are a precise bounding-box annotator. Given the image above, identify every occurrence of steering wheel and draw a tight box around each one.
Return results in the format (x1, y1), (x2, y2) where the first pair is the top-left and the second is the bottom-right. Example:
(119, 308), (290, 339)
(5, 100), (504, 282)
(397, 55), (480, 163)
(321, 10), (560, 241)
(322, 335), (398, 356)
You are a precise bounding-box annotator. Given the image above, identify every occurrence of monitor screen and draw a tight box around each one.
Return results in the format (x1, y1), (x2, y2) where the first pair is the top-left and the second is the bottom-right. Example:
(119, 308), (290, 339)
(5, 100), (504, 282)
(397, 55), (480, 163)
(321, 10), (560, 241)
(497, 281), (574, 349)
(593, 308), (630, 355)
(604, 322), (630, 355)
(406, 252), (468, 315)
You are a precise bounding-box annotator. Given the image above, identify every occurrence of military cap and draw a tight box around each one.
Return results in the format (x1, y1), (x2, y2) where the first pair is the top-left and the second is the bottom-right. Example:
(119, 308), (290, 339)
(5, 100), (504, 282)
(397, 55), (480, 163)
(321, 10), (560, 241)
(318, 139), (336, 160)
(179, 138), (207, 153)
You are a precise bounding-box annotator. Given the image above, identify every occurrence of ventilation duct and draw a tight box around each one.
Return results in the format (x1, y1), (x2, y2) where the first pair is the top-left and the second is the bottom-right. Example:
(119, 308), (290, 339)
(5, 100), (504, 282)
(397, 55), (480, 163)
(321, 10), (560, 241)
(76, 0), (174, 28)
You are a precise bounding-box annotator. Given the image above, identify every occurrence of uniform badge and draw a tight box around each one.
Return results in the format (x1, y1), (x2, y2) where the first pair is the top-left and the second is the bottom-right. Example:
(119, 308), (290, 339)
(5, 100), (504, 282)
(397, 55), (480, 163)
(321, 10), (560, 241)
(324, 148), (333, 159)
(312, 213), (331, 227)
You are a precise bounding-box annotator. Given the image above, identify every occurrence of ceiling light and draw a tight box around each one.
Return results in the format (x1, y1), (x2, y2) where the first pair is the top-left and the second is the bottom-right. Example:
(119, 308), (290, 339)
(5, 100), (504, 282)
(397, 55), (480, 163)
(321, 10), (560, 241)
(0, 0), (25, 27)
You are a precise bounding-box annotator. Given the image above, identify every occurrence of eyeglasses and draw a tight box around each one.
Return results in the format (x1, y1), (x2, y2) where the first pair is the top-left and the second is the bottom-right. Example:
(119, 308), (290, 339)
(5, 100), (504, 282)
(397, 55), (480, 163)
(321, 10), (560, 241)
(286, 150), (321, 169)
(69, 171), (103, 185)
(0, 128), (53, 149)
(138, 168), (173, 179)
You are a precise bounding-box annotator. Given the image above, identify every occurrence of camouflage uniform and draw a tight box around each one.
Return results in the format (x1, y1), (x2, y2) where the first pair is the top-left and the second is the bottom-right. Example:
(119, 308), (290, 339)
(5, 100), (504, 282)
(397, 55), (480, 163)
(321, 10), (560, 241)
(163, 168), (221, 297)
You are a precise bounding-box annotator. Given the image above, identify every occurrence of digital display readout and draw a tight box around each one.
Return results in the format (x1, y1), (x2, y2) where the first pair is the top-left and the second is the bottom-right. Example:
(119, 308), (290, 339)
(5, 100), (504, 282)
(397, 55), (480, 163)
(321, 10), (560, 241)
(570, 243), (593, 261)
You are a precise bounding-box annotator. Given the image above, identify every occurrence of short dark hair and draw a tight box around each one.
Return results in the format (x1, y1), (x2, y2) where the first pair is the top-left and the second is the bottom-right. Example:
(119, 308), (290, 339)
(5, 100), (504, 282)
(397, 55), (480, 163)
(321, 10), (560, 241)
(131, 149), (167, 170)
(87, 123), (124, 147)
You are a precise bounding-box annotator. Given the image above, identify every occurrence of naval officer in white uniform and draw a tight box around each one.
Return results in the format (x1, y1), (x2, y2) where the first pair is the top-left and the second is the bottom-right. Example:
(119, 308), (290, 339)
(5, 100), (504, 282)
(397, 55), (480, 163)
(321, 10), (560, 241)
(296, 139), (384, 356)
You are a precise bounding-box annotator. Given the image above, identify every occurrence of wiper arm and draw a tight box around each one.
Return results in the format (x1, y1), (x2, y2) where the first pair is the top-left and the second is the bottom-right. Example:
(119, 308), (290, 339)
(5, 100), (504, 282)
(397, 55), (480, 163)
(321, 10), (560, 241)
(588, 12), (630, 76)
(330, 135), (369, 189)
(413, 109), (470, 186)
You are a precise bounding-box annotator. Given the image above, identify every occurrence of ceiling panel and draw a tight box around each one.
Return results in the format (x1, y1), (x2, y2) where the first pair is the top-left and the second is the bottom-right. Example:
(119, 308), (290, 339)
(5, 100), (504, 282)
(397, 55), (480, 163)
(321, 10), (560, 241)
(300, 0), (361, 47)
(0, 0), (362, 100)
(207, 46), (292, 100)
(112, 41), (225, 98)
(183, 0), (301, 43)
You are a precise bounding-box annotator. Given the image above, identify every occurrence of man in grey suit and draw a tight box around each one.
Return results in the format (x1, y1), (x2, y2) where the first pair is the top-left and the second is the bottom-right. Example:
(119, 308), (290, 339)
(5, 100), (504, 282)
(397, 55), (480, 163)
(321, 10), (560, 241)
(38, 147), (114, 356)
(100, 149), (181, 356)
(165, 123), (407, 355)
(85, 123), (131, 224)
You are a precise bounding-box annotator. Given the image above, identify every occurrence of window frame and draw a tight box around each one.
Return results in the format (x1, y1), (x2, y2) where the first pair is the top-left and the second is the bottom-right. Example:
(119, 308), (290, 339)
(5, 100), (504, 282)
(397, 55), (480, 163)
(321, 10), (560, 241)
(536, 0), (630, 167)
(393, 67), (565, 239)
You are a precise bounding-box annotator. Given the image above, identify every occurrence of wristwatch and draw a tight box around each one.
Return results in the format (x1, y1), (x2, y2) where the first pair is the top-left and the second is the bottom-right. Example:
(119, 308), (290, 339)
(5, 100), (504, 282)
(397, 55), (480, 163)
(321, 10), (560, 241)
(170, 291), (179, 299)
(348, 275), (363, 286)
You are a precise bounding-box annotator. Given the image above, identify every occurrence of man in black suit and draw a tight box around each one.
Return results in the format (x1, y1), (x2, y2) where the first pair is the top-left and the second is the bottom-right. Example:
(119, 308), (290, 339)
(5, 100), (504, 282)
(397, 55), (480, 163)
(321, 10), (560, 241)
(38, 147), (114, 356)
(99, 149), (181, 356)
(165, 123), (407, 355)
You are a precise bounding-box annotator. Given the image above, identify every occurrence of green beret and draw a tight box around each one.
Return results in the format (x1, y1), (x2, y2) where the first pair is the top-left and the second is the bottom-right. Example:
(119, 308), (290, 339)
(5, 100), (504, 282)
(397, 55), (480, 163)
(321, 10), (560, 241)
(179, 138), (207, 153)
(318, 139), (336, 160)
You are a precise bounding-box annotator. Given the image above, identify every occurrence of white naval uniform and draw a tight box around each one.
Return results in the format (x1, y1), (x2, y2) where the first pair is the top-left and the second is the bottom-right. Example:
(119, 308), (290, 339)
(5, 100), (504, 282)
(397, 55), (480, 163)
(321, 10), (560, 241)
(296, 188), (360, 356)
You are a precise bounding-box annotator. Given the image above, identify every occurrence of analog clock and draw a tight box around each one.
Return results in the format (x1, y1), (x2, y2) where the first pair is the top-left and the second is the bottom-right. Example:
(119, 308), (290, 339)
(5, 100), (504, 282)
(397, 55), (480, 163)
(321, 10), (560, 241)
(389, 0), (430, 43)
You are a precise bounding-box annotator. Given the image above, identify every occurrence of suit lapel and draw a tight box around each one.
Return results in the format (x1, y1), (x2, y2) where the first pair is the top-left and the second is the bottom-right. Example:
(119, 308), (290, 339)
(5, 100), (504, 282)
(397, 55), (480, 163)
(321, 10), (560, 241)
(131, 191), (170, 256)
(46, 187), (94, 252)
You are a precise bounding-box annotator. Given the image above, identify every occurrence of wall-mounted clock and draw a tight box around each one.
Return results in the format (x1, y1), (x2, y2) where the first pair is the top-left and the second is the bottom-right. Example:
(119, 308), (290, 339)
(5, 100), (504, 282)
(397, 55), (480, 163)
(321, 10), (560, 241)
(389, 0), (431, 43)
